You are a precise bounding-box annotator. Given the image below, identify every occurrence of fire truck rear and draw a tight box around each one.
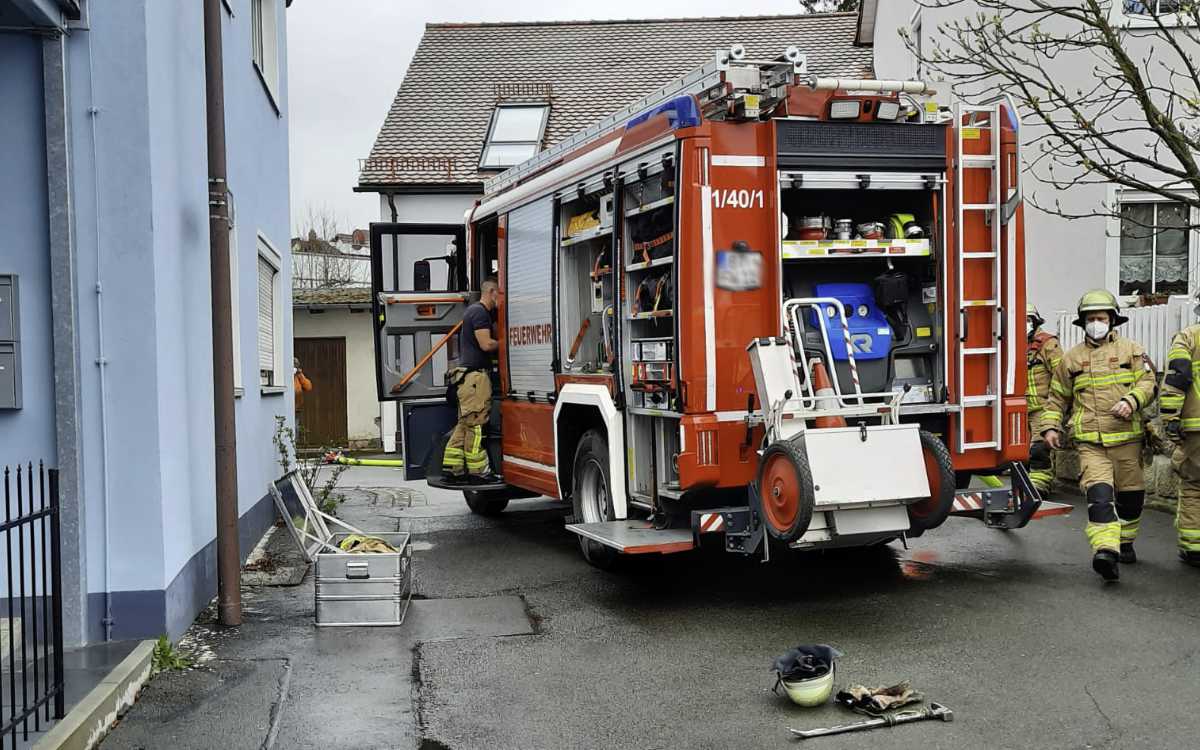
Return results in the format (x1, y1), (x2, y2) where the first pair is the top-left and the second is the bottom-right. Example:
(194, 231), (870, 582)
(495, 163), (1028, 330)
(370, 45), (1070, 567)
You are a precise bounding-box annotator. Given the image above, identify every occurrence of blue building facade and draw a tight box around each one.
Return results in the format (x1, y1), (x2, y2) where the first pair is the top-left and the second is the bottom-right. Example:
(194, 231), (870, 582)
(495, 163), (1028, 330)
(0, 0), (292, 645)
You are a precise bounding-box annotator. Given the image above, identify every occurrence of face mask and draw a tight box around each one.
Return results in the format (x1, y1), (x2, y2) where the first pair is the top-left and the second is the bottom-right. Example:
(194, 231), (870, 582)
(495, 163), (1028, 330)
(1085, 320), (1110, 340)
(1027, 320), (1035, 337)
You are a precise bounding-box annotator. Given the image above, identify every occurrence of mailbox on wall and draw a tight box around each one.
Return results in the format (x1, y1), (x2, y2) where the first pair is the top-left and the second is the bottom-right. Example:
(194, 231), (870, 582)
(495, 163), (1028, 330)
(0, 275), (20, 410)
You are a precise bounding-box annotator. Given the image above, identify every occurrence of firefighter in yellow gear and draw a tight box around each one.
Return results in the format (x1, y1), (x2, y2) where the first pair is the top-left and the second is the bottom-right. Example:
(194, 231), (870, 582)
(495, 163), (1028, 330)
(1158, 301), (1200, 568)
(1039, 290), (1157, 581)
(443, 280), (500, 482)
(1026, 303), (1062, 495)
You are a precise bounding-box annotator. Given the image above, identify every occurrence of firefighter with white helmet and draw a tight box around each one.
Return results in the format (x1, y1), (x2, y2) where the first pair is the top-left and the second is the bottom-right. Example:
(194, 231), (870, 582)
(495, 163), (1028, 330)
(1039, 289), (1157, 581)
(1158, 293), (1200, 568)
(1025, 302), (1062, 494)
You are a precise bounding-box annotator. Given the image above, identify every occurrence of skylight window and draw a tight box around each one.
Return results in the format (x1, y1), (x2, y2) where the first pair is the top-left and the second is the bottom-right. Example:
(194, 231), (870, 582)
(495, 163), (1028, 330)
(480, 104), (549, 169)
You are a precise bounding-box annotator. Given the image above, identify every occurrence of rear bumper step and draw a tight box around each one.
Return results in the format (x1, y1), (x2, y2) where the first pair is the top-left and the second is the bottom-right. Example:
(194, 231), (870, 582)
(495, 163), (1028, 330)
(566, 521), (695, 554)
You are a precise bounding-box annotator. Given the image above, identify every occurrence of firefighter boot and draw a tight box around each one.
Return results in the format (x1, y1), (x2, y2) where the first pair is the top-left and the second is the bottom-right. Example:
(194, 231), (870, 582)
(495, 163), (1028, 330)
(1093, 550), (1120, 581)
(1085, 483), (1121, 581)
(1116, 490), (1144, 564)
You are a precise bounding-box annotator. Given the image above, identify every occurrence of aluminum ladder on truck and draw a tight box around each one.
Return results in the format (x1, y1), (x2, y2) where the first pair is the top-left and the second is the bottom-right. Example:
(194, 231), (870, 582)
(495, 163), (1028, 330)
(953, 101), (1006, 452)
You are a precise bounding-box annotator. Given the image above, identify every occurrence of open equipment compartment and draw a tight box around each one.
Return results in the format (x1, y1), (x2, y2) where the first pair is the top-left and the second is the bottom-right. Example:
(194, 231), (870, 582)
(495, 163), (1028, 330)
(556, 176), (617, 374)
(619, 145), (682, 509)
(777, 169), (949, 426)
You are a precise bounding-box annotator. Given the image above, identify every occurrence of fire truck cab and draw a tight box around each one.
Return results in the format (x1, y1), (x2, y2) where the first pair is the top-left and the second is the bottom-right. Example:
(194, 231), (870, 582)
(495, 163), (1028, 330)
(370, 46), (1069, 566)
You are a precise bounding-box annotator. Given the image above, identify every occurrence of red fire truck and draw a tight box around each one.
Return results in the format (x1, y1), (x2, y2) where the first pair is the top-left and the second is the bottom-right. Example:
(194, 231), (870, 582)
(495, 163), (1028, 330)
(370, 45), (1070, 566)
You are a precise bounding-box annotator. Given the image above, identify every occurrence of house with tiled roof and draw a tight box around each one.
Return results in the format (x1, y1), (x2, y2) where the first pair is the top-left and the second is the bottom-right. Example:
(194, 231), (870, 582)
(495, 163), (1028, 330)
(355, 11), (873, 452)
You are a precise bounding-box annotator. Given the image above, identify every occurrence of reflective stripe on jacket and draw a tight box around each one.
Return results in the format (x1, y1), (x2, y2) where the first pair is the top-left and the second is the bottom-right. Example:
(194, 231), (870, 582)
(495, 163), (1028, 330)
(1026, 331), (1062, 415)
(1036, 331), (1157, 446)
(1161, 324), (1200, 431)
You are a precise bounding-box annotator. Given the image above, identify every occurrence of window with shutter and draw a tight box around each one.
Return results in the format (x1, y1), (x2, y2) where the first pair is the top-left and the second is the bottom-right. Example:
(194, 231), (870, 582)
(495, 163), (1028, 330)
(258, 255), (276, 386)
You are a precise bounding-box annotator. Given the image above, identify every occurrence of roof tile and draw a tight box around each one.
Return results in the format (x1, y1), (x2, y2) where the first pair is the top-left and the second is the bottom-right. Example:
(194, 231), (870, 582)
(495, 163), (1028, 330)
(359, 13), (873, 187)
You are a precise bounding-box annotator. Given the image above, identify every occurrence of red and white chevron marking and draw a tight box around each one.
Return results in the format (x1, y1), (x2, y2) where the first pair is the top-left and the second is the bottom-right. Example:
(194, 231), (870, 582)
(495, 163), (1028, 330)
(952, 493), (985, 512)
(698, 513), (726, 533)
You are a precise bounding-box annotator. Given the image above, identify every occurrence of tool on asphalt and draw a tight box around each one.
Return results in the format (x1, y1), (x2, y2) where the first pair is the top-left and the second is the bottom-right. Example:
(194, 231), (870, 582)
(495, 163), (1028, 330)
(788, 702), (953, 739)
(835, 681), (923, 716)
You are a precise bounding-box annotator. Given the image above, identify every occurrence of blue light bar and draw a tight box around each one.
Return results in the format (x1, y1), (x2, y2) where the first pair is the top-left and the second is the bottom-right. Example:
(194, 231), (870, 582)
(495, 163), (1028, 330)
(625, 96), (702, 131)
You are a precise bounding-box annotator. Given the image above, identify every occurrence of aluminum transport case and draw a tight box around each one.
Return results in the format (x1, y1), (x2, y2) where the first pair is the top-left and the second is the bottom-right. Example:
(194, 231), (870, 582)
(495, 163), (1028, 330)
(314, 532), (412, 627)
(269, 473), (414, 627)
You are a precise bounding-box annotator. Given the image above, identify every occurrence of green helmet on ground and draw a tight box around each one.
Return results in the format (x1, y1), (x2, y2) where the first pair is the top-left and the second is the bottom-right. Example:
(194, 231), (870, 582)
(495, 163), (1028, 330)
(1026, 302), (1044, 330)
(1073, 289), (1127, 327)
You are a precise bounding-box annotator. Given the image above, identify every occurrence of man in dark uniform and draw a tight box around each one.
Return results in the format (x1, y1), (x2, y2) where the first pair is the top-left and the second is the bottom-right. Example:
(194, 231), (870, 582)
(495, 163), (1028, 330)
(443, 279), (499, 482)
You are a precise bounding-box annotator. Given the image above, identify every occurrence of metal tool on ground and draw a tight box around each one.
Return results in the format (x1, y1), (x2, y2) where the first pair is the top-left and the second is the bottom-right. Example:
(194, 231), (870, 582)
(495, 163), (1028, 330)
(788, 702), (954, 740)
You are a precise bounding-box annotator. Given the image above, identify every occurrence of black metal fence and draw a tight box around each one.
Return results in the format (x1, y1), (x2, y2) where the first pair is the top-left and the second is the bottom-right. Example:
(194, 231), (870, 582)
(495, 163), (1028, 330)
(0, 464), (64, 747)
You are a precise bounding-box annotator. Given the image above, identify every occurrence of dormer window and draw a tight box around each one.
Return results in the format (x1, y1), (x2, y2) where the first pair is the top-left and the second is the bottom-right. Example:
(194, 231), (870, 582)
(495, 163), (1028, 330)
(479, 104), (549, 169)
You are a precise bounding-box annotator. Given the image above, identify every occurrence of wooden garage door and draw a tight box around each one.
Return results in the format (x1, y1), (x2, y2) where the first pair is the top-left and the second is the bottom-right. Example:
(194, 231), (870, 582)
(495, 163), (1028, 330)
(295, 337), (347, 448)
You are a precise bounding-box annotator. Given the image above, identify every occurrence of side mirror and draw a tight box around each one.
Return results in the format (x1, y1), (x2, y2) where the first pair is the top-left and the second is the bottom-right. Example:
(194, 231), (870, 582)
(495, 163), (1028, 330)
(413, 259), (431, 291)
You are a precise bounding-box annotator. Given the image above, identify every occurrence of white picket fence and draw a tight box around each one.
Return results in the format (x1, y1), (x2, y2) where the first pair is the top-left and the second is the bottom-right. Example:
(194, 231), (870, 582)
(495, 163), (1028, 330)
(1054, 295), (1197, 368)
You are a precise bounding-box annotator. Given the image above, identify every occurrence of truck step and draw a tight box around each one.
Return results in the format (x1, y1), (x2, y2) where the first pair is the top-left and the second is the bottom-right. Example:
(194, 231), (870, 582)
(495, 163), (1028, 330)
(565, 521), (695, 555)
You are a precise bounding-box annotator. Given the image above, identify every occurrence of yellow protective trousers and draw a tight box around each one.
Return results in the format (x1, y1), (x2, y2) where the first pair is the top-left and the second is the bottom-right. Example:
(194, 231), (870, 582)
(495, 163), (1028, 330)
(1077, 442), (1144, 552)
(442, 370), (492, 477)
(1171, 434), (1200, 555)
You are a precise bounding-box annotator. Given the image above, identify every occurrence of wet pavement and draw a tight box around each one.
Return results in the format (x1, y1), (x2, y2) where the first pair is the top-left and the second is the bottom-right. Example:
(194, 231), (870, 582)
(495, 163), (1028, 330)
(101, 468), (1200, 749)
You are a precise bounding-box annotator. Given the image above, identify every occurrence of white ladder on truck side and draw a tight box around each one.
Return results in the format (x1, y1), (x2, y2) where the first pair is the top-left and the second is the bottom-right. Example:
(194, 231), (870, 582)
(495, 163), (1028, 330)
(954, 101), (1004, 452)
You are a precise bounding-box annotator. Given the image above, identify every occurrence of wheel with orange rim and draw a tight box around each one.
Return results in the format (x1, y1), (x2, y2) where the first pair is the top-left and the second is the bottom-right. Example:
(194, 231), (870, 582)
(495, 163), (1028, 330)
(754, 437), (814, 544)
(906, 430), (956, 538)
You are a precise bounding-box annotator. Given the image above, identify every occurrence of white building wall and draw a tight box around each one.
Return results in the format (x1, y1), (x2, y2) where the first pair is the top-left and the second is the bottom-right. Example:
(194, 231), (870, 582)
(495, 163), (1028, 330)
(293, 306), (380, 447)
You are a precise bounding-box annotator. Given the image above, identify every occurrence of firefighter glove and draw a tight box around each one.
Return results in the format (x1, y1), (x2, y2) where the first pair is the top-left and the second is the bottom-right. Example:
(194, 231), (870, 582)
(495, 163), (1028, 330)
(1166, 419), (1183, 443)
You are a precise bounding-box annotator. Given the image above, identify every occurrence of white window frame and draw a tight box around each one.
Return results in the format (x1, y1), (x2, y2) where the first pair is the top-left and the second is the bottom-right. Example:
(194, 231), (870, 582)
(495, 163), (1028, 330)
(478, 104), (550, 170)
(1105, 185), (1200, 301)
(250, 0), (281, 112)
(1114, 1), (1195, 28)
(257, 234), (286, 393)
(909, 8), (924, 80)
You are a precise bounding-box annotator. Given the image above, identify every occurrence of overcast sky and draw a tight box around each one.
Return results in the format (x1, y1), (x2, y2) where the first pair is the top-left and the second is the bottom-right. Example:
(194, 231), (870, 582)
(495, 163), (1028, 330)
(285, 0), (804, 234)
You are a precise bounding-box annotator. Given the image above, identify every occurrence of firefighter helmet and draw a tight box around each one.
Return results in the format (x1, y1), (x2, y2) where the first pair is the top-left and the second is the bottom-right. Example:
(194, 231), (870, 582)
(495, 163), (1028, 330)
(1026, 302), (1044, 330)
(1073, 289), (1127, 328)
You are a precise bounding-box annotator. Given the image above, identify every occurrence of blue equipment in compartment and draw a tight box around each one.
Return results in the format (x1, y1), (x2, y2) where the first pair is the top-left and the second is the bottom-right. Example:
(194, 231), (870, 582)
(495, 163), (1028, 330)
(809, 283), (893, 361)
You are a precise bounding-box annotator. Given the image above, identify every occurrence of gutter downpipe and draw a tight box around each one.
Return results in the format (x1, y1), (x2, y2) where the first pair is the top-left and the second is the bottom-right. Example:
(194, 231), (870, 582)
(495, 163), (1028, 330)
(204, 0), (242, 626)
(84, 25), (114, 642)
(386, 192), (398, 223)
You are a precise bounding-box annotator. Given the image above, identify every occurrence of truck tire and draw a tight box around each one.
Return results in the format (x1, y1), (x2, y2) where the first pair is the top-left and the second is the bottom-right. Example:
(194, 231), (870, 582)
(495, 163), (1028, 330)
(754, 436), (815, 544)
(907, 430), (956, 538)
(571, 429), (620, 569)
(463, 490), (509, 516)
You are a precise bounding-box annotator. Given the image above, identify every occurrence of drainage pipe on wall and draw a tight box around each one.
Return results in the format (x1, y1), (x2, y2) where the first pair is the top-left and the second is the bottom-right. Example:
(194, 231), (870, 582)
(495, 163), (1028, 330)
(85, 25), (114, 642)
(204, 0), (242, 626)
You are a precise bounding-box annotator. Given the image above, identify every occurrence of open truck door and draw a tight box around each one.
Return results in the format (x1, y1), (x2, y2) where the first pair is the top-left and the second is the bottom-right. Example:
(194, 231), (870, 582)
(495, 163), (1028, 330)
(370, 222), (469, 479)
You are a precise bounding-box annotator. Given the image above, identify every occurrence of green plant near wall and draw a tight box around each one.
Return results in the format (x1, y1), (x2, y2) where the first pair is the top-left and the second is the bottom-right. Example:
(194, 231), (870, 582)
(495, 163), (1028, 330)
(151, 635), (192, 673)
(272, 416), (349, 515)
